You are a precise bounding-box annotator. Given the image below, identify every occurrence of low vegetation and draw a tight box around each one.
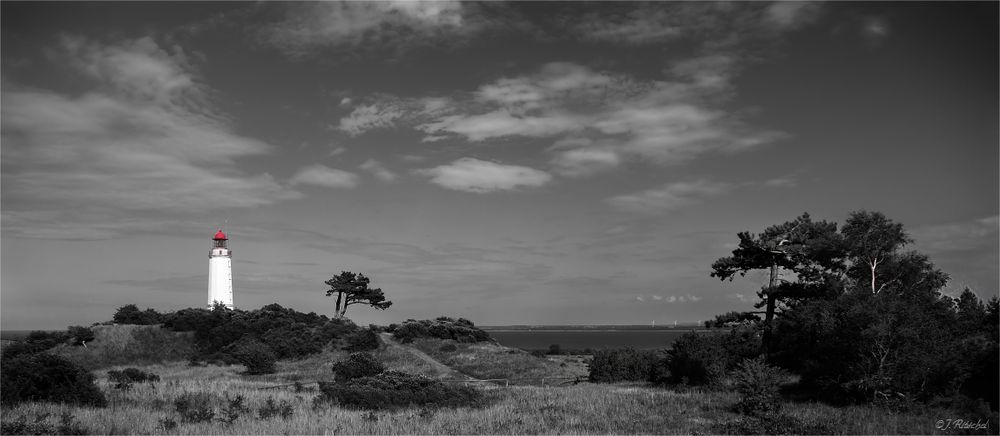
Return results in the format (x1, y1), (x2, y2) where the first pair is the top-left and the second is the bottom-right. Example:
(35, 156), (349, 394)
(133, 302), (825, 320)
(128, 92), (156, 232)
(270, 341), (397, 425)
(107, 367), (160, 390)
(410, 337), (578, 385)
(317, 370), (487, 410)
(0, 353), (107, 407)
(587, 348), (663, 383)
(388, 317), (492, 344)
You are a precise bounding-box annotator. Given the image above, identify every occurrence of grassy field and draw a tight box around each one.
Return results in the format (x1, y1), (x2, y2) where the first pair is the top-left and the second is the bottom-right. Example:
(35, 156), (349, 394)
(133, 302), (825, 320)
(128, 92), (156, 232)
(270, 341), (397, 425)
(3, 326), (997, 435)
(4, 360), (984, 435)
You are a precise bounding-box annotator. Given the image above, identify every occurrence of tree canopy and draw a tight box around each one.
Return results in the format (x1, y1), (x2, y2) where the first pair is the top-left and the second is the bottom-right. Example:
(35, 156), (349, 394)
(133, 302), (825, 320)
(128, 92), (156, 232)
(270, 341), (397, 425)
(324, 271), (392, 318)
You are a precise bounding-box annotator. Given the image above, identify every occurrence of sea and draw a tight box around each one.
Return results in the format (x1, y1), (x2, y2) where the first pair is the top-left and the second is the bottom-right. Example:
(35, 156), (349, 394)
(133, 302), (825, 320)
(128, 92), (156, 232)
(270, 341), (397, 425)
(480, 326), (711, 351)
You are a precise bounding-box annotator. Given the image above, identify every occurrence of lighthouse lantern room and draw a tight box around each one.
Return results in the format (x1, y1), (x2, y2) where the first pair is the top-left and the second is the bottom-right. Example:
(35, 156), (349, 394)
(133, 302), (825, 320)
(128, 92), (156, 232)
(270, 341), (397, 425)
(208, 229), (234, 309)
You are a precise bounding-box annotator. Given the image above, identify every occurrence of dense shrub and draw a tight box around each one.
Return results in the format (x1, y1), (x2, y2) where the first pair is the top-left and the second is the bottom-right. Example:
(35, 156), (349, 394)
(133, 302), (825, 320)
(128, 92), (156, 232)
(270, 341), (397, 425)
(547, 344), (562, 355)
(66, 326), (95, 346)
(773, 285), (999, 407)
(174, 392), (216, 423)
(392, 317), (492, 343)
(226, 339), (277, 375)
(218, 394), (249, 425)
(704, 311), (762, 329)
(317, 370), (487, 410)
(160, 303), (363, 361)
(331, 352), (385, 381)
(261, 324), (326, 358)
(0, 330), (72, 358)
(588, 348), (662, 383)
(0, 353), (107, 407)
(257, 396), (294, 419)
(714, 413), (834, 435)
(107, 368), (160, 390)
(733, 357), (788, 416)
(344, 327), (382, 352)
(112, 304), (164, 325)
(666, 328), (760, 386)
(0, 412), (90, 436)
(439, 343), (458, 353)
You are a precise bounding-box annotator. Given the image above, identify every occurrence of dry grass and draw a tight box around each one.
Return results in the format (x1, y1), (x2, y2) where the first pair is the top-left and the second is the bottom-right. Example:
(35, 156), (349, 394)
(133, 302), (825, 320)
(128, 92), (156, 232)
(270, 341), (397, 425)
(52, 325), (194, 370)
(6, 361), (983, 435)
(5, 326), (996, 435)
(409, 338), (579, 385)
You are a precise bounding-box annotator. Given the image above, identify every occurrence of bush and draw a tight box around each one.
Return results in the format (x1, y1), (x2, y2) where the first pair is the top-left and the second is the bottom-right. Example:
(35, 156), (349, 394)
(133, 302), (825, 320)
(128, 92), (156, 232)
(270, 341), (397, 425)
(107, 368), (160, 390)
(226, 339), (277, 375)
(160, 304), (364, 362)
(733, 357), (788, 416)
(331, 352), (385, 381)
(666, 329), (760, 386)
(714, 413), (834, 435)
(439, 343), (458, 353)
(112, 304), (163, 325)
(0, 412), (90, 436)
(317, 370), (487, 410)
(588, 348), (661, 383)
(174, 392), (216, 423)
(258, 396), (294, 419)
(66, 326), (95, 347)
(547, 344), (562, 355)
(218, 394), (249, 425)
(344, 327), (382, 352)
(0, 353), (107, 407)
(391, 317), (492, 343)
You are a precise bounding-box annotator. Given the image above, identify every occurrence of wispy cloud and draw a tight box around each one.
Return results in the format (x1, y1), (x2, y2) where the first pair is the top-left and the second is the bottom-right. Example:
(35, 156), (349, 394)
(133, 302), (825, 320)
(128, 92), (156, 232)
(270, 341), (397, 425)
(359, 159), (398, 182)
(338, 103), (406, 136)
(261, 1), (471, 58)
(911, 215), (999, 253)
(572, 2), (823, 45)
(342, 60), (785, 175)
(608, 180), (732, 213)
(636, 294), (704, 303)
(416, 158), (552, 193)
(289, 165), (359, 189)
(1, 36), (300, 239)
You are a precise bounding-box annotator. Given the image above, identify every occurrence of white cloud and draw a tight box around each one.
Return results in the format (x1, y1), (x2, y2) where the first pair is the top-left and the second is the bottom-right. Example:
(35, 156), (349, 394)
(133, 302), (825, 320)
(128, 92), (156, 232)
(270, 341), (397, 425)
(338, 103), (405, 136)
(550, 145), (622, 177)
(418, 110), (582, 142)
(2, 36), (300, 239)
(572, 2), (823, 45)
(328, 146), (348, 157)
(262, 1), (468, 57)
(762, 176), (797, 188)
(289, 165), (359, 189)
(347, 60), (784, 173)
(911, 215), (999, 253)
(608, 180), (731, 213)
(766, 2), (822, 29)
(360, 159), (398, 182)
(636, 294), (704, 304)
(416, 157), (552, 193)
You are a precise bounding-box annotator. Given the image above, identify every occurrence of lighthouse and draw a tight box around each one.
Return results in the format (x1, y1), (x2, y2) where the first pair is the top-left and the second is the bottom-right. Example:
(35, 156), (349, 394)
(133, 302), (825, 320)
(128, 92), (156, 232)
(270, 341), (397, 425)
(207, 229), (234, 309)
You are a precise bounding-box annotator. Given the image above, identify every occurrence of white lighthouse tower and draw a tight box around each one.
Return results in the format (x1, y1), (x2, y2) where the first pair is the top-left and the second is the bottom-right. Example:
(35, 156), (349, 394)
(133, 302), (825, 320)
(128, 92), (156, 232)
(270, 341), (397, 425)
(207, 229), (234, 309)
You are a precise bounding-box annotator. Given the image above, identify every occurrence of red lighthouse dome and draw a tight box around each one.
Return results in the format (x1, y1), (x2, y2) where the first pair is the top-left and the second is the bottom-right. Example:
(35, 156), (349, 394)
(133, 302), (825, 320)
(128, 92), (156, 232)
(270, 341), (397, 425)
(213, 229), (228, 240)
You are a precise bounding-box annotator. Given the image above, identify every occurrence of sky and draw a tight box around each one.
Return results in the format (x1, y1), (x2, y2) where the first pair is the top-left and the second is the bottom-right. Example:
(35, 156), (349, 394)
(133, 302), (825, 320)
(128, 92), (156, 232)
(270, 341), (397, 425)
(2, 1), (997, 330)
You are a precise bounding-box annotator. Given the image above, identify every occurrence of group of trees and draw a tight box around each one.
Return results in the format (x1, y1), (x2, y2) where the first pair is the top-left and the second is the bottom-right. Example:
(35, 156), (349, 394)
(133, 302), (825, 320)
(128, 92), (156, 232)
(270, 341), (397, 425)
(710, 210), (999, 408)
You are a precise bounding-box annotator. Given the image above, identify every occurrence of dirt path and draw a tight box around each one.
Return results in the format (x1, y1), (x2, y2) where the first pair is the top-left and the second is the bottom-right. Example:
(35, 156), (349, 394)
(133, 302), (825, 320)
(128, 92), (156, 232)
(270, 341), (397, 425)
(378, 333), (477, 381)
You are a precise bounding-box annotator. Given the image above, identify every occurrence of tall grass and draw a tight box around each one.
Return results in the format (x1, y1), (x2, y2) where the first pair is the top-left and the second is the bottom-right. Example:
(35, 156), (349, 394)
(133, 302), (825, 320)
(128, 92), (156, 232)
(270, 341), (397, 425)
(7, 326), (995, 435)
(52, 325), (194, 369)
(5, 361), (982, 435)
(409, 338), (578, 385)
